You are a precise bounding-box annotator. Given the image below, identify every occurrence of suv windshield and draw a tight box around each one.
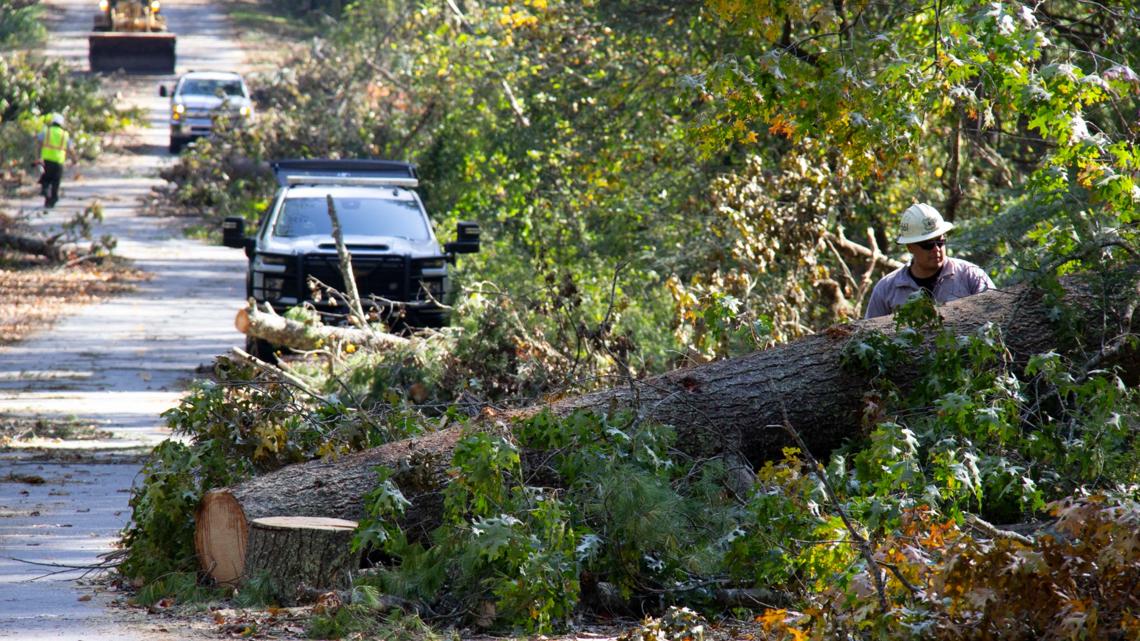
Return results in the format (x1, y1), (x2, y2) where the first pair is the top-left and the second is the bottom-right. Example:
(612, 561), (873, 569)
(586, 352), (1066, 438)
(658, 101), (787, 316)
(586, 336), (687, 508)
(273, 197), (431, 240)
(180, 79), (244, 97)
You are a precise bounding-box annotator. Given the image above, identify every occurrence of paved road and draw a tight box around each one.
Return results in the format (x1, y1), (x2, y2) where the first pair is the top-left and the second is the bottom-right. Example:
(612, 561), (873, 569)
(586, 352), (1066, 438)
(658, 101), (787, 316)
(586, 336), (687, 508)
(1, 1), (251, 638)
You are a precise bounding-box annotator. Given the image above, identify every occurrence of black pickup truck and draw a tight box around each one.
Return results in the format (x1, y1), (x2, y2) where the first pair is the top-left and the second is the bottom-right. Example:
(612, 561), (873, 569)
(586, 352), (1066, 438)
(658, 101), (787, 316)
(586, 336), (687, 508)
(223, 159), (479, 353)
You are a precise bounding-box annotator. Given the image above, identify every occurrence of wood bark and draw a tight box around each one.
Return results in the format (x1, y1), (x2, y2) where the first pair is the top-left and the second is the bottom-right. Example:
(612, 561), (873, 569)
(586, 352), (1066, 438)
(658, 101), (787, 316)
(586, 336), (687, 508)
(325, 195), (366, 325)
(243, 516), (359, 603)
(0, 230), (76, 262)
(197, 429), (457, 585)
(198, 274), (1139, 583)
(235, 302), (408, 352)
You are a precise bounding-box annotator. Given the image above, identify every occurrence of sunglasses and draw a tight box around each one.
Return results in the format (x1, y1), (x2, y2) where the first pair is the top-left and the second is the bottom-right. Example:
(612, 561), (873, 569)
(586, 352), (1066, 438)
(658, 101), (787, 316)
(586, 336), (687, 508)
(917, 238), (947, 251)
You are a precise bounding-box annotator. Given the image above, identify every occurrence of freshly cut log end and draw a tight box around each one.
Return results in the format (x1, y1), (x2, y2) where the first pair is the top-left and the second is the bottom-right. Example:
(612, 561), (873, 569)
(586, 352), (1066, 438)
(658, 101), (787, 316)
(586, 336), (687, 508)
(245, 516), (360, 604)
(195, 489), (249, 586)
(192, 430), (459, 588)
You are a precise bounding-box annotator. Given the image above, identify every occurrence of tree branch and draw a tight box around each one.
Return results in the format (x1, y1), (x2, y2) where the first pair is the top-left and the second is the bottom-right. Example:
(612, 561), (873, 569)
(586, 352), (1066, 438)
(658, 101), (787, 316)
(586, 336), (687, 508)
(326, 195), (367, 326)
(775, 404), (889, 612)
(444, 0), (531, 127)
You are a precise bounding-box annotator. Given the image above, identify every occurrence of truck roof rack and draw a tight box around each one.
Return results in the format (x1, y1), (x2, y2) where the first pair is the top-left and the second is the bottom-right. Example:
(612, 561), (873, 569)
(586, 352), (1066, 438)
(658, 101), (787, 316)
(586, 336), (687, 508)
(272, 159), (418, 187)
(284, 175), (419, 188)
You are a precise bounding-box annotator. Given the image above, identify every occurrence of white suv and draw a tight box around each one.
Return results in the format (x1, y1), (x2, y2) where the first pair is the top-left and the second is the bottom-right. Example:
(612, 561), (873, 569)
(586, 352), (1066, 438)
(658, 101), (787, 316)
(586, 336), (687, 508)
(161, 70), (253, 153)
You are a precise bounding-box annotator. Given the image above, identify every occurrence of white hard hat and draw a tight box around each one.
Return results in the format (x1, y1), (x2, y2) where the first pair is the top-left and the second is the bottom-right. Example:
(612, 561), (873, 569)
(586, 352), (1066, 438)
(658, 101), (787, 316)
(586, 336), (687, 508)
(50, 113), (65, 127)
(897, 203), (954, 244)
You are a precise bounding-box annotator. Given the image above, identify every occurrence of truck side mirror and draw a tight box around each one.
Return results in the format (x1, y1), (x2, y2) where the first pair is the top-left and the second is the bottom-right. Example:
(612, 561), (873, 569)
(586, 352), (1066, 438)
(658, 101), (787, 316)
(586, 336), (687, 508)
(159, 85), (168, 97)
(222, 216), (249, 250)
(444, 221), (480, 259)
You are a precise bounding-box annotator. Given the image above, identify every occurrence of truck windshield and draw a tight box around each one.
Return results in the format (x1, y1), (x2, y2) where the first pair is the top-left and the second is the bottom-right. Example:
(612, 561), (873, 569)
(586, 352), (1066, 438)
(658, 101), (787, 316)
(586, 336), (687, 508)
(181, 79), (245, 97)
(273, 197), (431, 240)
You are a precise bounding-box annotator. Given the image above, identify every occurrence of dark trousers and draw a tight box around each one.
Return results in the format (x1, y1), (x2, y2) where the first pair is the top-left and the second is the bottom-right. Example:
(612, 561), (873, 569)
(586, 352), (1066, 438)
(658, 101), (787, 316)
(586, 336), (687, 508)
(38, 160), (62, 207)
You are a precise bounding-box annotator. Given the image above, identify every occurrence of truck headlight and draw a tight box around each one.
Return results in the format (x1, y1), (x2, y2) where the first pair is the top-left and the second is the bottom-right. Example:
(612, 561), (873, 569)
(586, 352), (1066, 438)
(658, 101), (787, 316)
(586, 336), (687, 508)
(417, 279), (444, 300)
(98, 0), (109, 11)
(264, 277), (284, 298)
(239, 105), (252, 118)
(253, 255), (289, 301)
(149, 0), (160, 11)
(171, 103), (185, 121)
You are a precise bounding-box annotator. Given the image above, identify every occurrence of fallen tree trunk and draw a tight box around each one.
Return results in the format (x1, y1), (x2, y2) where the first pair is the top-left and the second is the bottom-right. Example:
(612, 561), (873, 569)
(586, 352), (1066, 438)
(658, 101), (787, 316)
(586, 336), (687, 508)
(235, 302), (409, 352)
(0, 230), (77, 262)
(196, 429), (459, 584)
(197, 275), (1139, 584)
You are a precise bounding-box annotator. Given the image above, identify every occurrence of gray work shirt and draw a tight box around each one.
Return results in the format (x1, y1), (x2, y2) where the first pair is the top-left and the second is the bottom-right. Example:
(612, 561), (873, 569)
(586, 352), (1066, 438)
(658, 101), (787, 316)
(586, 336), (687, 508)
(864, 256), (994, 319)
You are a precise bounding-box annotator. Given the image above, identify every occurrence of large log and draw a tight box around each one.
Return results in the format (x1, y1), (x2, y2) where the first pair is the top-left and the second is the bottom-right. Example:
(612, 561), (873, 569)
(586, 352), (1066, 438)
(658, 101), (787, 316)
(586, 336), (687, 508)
(196, 429), (459, 585)
(196, 275), (1139, 584)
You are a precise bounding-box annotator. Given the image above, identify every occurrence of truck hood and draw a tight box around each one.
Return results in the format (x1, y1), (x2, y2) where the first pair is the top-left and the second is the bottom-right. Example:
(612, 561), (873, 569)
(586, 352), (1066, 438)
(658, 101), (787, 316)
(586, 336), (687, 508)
(261, 235), (441, 257)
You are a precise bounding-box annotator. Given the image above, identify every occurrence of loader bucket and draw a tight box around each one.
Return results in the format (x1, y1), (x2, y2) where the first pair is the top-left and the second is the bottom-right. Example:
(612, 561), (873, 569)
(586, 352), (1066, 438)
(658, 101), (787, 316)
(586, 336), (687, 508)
(88, 32), (176, 74)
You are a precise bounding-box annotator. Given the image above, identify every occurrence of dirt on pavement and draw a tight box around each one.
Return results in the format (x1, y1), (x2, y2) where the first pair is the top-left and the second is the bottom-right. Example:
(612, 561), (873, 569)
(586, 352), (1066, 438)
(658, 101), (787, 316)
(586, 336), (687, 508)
(0, 256), (146, 346)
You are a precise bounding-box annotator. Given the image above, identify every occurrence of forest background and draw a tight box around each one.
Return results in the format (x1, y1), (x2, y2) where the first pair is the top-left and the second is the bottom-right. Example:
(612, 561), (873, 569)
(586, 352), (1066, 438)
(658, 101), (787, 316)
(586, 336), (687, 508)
(4, 0), (1140, 639)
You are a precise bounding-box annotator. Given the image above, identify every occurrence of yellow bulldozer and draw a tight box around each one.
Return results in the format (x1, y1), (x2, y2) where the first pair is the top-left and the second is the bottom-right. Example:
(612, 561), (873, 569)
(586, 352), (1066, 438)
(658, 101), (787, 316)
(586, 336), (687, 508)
(88, 0), (176, 74)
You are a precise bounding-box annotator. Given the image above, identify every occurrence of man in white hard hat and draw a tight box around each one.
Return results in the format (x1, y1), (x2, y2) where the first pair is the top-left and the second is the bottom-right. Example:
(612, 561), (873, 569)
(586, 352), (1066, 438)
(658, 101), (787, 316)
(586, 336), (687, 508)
(864, 203), (994, 318)
(35, 113), (69, 208)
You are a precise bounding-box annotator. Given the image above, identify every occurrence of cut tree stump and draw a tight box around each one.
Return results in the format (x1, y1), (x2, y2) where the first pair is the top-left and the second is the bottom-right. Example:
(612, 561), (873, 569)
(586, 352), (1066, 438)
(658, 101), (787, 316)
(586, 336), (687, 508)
(243, 516), (360, 603)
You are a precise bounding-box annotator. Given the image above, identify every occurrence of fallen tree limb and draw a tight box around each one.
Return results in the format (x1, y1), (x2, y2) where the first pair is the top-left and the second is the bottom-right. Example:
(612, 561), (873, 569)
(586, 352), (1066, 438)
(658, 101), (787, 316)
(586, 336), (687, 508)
(823, 227), (903, 273)
(0, 230), (76, 262)
(235, 301), (409, 352)
(198, 273), (1140, 585)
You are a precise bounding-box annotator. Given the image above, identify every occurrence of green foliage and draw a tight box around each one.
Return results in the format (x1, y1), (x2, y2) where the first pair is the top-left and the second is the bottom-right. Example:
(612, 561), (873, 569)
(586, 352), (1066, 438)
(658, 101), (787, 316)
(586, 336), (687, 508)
(837, 297), (1140, 525)
(127, 0), (1140, 635)
(233, 570), (280, 608)
(120, 357), (424, 582)
(352, 466), (411, 553)
(119, 438), (244, 581)
(0, 53), (138, 177)
(0, 0), (45, 47)
(306, 596), (441, 641)
(133, 571), (226, 607)
(362, 430), (580, 634)
(358, 411), (746, 632)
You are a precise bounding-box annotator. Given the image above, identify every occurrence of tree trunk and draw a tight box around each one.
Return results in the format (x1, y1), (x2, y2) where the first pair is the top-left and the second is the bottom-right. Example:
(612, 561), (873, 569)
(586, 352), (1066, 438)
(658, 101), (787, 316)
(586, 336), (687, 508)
(196, 429), (458, 585)
(197, 275), (1138, 584)
(243, 516), (359, 603)
(235, 303), (408, 352)
(0, 230), (76, 262)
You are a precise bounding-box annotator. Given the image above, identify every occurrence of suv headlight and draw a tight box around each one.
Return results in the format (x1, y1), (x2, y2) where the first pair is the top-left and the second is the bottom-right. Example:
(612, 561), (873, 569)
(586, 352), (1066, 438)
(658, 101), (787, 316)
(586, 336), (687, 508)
(239, 105), (252, 118)
(171, 103), (185, 121)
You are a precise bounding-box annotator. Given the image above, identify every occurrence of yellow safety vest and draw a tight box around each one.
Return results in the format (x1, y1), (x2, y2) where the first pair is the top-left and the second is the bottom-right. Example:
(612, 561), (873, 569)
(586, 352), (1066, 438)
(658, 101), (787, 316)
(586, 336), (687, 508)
(41, 125), (68, 164)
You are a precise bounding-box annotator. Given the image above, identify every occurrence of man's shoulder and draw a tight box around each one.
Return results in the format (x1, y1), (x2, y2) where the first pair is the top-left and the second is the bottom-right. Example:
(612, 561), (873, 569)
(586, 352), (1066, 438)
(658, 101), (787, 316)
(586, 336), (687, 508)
(943, 256), (995, 289)
(874, 264), (911, 288)
(945, 256), (987, 275)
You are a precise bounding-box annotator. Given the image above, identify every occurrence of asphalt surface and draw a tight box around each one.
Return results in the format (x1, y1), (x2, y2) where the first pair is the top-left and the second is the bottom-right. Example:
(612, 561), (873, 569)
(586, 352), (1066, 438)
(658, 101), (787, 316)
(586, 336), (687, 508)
(1, 0), (251, 637)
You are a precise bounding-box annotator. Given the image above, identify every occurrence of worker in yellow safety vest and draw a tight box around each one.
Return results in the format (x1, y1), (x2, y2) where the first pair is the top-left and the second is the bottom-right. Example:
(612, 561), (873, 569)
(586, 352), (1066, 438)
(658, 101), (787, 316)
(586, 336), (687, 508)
(36, 113), (69, 208)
